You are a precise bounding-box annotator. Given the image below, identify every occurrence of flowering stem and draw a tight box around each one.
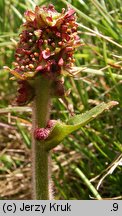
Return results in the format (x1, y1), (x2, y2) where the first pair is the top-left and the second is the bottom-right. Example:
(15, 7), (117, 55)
(32, 76), (52, 199)
(7, 4), (80, 200)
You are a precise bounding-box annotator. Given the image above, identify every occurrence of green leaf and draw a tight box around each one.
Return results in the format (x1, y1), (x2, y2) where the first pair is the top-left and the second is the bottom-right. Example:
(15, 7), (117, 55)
(71, 165), (102, 200)
(45, 101), (118, 151)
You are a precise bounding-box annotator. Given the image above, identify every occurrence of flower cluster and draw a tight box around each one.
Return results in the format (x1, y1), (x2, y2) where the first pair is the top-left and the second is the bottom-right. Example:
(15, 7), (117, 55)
(34, 120), (56, 140)
(7, 4), (80, 104)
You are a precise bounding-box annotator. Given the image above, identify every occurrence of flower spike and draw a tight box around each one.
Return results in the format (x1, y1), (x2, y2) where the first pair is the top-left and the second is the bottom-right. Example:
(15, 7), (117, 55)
(7, 4), (81, 105)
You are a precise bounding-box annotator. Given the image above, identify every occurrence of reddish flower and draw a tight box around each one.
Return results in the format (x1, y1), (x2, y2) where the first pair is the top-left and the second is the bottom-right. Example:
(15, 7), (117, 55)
(34, 128), (50, 140)
(34, 120), (56, 140)
(7, 4), (80, 104)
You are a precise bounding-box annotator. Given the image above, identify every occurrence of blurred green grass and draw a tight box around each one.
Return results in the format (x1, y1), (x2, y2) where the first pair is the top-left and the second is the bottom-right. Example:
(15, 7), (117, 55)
(0, 0), (122, 200)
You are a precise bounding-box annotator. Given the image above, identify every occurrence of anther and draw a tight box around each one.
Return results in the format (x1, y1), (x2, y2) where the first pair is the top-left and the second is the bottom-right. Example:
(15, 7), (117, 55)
(72, 58), (76, 63)
(21, 66), (25, 70)
(26, 65), (29, 69)
(30, 54), (34, 58)
(12, 62), (18, 66)
(44, 39), (48, 44)
(32, 57), (36, 62)
(67, 29), (71, 33)
(29, 39), (33, 43)
(34, 52), (39, 57)
(46, 47), (50, 52)
(29, 32), (33, 36)
(16, 57), (20, 61)
(19, 34), (23, 38)
(58, 41), (62, 46)
(62, 8), (65, 13)
(29, 64), (34, 69)
(72, 26), (77, 31)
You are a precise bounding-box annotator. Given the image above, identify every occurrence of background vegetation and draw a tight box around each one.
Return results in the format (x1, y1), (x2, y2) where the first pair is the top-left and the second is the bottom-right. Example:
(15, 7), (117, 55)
(0, 0), (122, 200)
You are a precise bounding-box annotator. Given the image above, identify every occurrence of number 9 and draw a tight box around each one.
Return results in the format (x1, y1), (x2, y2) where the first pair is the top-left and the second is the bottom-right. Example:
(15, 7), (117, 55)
(113, 203), (118, 211)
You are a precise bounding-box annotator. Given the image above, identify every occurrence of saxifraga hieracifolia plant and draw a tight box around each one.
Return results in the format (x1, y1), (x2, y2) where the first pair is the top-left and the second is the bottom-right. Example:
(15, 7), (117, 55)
(5, 4), (118, 200)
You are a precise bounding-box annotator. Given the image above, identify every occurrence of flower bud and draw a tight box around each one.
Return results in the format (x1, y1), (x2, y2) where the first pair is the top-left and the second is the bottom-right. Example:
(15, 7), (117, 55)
(34, 128), (50, 140)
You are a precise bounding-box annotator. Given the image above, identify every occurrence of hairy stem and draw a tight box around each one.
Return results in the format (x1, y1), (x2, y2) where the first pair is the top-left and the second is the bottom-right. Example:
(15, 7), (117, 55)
(32, 76), (52, 200)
